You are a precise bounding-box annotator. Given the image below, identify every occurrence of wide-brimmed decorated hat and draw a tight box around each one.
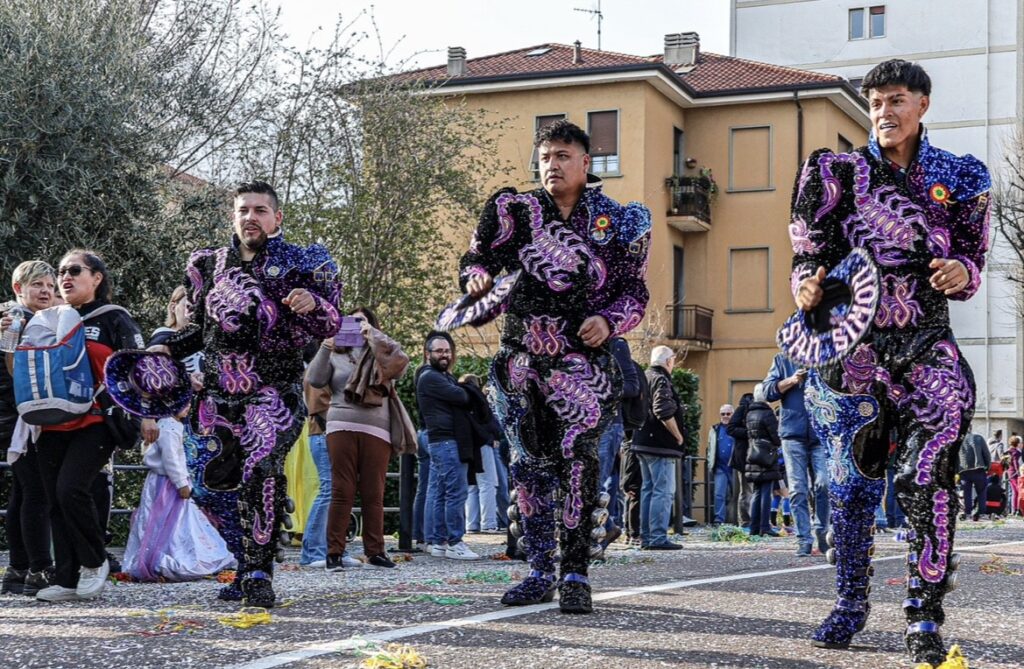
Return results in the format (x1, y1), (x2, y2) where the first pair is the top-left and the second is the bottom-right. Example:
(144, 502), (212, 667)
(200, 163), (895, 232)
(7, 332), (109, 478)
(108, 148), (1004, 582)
(776, 248), (880, 368)
(435, 269), (522, 332)
(104, 350), (192, 419)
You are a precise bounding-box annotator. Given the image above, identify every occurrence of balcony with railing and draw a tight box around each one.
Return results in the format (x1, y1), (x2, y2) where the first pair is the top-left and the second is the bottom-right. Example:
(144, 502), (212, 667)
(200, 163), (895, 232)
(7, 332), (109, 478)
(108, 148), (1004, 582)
(665, 304), (713, 349)
(666, 176), (712, 232)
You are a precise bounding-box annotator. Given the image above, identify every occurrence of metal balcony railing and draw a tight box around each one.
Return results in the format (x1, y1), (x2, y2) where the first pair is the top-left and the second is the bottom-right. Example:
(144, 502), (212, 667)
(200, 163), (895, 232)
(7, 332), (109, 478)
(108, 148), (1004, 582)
(666, 176), (712, 229)
(665, 304), (713, 346)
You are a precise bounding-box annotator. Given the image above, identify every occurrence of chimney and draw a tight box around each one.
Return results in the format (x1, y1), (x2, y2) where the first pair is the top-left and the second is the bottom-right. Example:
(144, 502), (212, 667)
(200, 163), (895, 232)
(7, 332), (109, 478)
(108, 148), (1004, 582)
(447, 46), (467, 77)
(664, 32), (699, 70)
(572, 40), (583, 65)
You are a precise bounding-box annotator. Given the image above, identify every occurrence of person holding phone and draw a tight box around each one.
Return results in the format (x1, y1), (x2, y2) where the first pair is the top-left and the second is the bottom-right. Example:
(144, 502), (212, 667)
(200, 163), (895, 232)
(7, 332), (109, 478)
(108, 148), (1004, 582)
(763, 352), (829, 557)
(306, 308), (408, 571)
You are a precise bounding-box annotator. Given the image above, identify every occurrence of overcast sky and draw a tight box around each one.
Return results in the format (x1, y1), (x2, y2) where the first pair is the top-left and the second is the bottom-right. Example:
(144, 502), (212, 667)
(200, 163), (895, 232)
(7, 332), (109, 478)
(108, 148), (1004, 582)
(277, 0), (731, 69)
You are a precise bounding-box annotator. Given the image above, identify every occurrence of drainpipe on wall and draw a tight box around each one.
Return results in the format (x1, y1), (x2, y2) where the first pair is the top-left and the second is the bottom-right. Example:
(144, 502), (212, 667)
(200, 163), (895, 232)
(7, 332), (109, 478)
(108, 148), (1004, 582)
(793, 91), (804, 165)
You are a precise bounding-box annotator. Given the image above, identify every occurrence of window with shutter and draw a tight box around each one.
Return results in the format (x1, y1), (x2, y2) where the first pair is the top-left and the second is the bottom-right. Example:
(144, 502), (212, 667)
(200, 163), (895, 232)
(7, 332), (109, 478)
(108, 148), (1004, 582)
(588, 110), (619, 175)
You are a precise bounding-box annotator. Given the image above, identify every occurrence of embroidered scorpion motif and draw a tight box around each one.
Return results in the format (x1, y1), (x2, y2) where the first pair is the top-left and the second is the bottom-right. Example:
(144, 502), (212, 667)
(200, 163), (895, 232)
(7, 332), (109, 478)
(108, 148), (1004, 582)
(817, 152), (924, 267)
(540, 353), (612, 458)
(239, 388), (293, 483)
(907, 341), (972, 485)
(206, 267), (278, 334)
(519, 221), (597, 292)
(251, 476), (276, 545)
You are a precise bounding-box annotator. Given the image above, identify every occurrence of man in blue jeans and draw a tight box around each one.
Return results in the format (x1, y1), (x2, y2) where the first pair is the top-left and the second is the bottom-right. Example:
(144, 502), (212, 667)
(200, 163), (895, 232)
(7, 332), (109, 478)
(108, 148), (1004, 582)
(630, 346), (686, 550)
(596, 336), (640, 547)
(763, 352), (829, 556)
(415, 331), (479, 561)
(706, 404), (735, 525)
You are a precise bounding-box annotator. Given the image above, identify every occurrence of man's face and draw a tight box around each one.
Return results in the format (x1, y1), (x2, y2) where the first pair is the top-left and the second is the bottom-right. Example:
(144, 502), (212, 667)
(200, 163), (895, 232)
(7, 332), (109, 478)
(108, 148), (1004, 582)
(719, 407), (734, 425)
(868, 85), (929, 152)
(427, 338), (453, 372)
(15, 275), (55, 312)
(233, 193), (282, 251)
(538, 139), (590, 199)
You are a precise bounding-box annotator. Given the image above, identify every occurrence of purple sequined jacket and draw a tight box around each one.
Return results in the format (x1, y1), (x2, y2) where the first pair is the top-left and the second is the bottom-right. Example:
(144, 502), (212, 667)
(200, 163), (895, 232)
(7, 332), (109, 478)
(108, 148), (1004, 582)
(459, 178), (652, 354)
(167, 234), (342, 397)
(789, 131), (991, 332)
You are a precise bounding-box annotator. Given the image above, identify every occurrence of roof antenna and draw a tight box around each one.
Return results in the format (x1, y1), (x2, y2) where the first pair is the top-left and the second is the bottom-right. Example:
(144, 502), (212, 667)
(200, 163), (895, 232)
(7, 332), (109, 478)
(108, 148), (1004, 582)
(573, 0), (603, 51)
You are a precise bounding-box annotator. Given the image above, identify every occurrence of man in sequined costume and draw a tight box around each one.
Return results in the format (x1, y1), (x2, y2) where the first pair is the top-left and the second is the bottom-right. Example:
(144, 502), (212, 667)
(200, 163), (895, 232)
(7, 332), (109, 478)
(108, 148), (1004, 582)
(154, 181), (342, 607)
(787, 61), (990, 667)
(461, 120), (650, 613)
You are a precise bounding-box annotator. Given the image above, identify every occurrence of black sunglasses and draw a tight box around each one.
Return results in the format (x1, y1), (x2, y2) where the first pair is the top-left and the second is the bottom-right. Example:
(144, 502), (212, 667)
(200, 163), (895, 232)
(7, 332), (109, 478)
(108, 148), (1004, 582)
(58, 265), (92, 277)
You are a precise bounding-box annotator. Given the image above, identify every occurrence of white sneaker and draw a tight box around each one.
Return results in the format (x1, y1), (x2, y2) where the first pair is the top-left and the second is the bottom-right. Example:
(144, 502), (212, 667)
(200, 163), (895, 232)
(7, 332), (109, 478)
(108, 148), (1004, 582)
(304, 560), (327, 569)
(445, 542), (480, 561)
(429, 544), (448, 557)
(341, 554), (363, 569)
(36, 585), (82, 602)
(76, 559), (109, 599)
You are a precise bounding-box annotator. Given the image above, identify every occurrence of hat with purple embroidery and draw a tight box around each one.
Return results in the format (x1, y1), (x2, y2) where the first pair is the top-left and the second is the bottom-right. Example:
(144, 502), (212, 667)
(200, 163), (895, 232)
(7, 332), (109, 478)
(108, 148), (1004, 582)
(436, 270), (522, 332)
(104, 350), (192, 419)
(776, 248), (880, 368)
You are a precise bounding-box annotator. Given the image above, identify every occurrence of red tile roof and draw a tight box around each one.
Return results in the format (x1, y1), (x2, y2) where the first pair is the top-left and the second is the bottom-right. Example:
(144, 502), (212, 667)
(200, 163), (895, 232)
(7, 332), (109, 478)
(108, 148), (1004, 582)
(390, 43), (849, 97)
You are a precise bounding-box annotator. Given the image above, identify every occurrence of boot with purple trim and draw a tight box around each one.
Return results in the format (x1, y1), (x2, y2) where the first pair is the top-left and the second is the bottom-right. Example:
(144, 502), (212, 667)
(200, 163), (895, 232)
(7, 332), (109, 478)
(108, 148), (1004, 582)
(558, 573), (592, 614)
(500, 570), (557, 606)
(240, 570), (277, 608)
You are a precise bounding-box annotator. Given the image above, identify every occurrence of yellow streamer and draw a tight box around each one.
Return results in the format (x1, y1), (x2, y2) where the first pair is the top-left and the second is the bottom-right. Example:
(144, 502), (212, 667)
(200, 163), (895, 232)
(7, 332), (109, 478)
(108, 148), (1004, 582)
(217, 607), (272, 629)
(359, 643), (427, 669)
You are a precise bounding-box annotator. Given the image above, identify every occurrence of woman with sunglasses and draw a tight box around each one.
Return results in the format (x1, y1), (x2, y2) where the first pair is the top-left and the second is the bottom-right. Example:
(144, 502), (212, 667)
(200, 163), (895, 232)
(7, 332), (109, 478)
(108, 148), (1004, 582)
(306, 307), (409, 570)
(33, 250), (144, 602)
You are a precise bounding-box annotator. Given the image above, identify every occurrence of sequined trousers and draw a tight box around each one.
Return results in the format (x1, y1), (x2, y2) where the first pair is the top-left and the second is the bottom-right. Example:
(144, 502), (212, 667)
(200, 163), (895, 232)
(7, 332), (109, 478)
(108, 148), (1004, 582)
(805, 327), (973, 654)
(490, 346), (621, 577)
(186, 385), (306, 579)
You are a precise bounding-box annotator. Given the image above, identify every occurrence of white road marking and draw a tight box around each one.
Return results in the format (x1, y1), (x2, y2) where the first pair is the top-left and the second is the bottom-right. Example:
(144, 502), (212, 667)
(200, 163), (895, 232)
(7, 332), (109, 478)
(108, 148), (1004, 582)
(229, 540), (1024, 669)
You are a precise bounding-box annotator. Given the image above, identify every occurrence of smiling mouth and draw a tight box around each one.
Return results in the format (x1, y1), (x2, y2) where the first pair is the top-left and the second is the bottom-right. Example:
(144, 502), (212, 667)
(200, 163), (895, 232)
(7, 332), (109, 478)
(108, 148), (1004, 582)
(879, 122), (897, 131)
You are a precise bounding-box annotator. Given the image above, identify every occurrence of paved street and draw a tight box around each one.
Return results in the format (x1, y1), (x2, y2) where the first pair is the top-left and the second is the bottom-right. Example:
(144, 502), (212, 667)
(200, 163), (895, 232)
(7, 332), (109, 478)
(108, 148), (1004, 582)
(2, 520), (1023, 669)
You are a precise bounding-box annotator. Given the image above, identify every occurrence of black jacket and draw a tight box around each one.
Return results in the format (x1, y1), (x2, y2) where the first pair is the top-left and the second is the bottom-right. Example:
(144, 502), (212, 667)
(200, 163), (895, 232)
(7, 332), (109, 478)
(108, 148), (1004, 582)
(631, 365), (685, 458)
(416, 365), (469, 442)
(452, 383), (498, 478)
(744, 401), (783, 483)
(726, 394), (754, 471)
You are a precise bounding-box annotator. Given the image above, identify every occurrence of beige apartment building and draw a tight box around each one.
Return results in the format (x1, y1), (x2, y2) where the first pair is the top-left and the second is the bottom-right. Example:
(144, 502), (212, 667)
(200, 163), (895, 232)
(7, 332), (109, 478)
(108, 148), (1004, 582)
(399, 35), (868, 462)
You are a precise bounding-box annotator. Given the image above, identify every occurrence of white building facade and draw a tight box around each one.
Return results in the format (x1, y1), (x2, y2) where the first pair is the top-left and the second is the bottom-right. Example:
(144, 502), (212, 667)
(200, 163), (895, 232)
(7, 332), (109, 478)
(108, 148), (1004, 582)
(732, 0), (1024, 437)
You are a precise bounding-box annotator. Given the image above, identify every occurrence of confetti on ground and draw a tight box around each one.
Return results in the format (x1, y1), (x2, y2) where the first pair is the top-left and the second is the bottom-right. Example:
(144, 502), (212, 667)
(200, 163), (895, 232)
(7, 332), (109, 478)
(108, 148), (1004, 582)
(134, 609), (205, 637)
(277, 563), (302, 572)
(357, 594), (469, 606)
(443, 570), (518, 585)
(216, 570), (237, 584)
(359, 643), (428, 669)
(217, 608), (272, 629)
(886, 576), (907, 586)
(979, 555), (1023, 576)
(111, 572), (134, 583)
(593, 555), (655, 567)
(489, 553), (512, 561)
(709, 525), (757, 543)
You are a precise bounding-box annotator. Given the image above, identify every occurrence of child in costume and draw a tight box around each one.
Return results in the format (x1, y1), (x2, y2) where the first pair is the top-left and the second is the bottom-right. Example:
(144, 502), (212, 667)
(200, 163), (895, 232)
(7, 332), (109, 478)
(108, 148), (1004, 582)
(122, 406), (235, 581)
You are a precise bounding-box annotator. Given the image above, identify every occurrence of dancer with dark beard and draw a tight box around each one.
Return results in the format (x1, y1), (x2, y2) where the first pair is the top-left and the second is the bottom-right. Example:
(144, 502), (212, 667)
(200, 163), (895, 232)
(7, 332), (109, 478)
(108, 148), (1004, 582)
(151, 181), (341, 607)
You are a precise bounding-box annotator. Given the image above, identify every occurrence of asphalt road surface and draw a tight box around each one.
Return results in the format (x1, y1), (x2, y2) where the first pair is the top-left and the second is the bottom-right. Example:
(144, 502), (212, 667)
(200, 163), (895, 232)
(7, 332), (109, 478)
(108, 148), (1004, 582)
(3, 519), (1023, 669)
